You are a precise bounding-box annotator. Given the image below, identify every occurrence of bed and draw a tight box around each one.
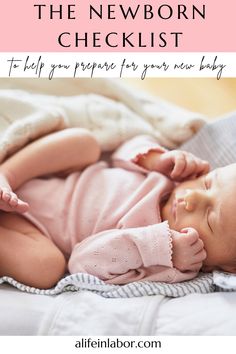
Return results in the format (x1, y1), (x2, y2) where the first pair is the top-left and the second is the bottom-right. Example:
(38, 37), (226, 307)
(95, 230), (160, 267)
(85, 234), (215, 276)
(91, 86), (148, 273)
(0, 79), (236, 336)
(1, 283), (236, 336)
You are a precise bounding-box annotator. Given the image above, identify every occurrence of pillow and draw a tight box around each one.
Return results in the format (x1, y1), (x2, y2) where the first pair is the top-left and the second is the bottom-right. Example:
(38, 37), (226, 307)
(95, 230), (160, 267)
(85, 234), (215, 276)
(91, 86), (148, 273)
(181, 113), (236, 169)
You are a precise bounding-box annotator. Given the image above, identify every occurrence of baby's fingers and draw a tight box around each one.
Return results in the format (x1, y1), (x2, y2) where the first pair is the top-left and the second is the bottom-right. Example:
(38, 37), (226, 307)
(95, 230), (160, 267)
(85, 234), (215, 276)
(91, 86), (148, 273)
(196, 159), (210, 177)
(190, 250), (207, 272)
(1, 188), (12, 202)
(15, 198), (29, 213)
(1, 189), (19, 207)
(180, 154), (198, 179)
(186, 158), (210, 179)
(191, 238), (205, 254)
(180, 227), (199, 245)
(193, 248), (207, 264)
(8, 193), (19, 207)
(189, 261), (204, 272)
(170, 152), (187, 179)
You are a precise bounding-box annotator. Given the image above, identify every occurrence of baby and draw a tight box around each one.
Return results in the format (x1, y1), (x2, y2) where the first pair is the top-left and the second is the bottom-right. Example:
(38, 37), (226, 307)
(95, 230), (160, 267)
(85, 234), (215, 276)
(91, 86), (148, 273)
(0, 128), (235, 289)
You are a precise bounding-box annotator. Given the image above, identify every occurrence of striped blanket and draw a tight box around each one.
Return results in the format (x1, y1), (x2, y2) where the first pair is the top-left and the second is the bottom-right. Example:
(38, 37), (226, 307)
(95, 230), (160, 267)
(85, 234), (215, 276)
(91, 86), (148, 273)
(0, 271), (233, 298)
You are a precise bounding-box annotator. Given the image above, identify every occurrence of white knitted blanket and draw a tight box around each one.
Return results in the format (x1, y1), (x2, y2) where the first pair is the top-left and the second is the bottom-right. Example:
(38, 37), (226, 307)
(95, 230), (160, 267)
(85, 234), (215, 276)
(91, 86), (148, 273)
(0, 78), (205, 162)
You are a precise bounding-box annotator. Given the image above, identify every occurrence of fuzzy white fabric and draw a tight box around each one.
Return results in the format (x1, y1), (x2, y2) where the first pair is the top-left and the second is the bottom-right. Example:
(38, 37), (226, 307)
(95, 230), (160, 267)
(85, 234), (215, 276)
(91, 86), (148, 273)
(0, 78), (205, 162)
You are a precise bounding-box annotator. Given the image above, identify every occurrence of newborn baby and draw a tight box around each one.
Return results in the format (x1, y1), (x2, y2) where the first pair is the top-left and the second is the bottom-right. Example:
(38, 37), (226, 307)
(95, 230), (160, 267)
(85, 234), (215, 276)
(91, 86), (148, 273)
(135, 144), (236, 275)
(0, 128), (235, 288)
(162, 162), (236, 274)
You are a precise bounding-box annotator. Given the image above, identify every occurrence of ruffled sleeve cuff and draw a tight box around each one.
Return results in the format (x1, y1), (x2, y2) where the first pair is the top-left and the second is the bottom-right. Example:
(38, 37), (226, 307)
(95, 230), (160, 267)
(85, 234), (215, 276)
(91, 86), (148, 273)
(134, 221), (173, 268)
(112, 135), (166, 173)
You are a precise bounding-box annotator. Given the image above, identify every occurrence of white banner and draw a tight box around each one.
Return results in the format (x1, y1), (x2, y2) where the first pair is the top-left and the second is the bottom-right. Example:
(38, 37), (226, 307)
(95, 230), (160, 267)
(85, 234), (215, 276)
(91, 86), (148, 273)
(0, 335), (235, 354)
(0, 52), (234, 80)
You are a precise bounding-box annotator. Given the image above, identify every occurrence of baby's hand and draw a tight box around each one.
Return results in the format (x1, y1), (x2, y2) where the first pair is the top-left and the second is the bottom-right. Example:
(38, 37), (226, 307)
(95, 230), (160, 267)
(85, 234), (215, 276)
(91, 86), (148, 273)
(171, 228), (207, 272)
(0, 187), (29, 213)
(158, 150), (210, 181)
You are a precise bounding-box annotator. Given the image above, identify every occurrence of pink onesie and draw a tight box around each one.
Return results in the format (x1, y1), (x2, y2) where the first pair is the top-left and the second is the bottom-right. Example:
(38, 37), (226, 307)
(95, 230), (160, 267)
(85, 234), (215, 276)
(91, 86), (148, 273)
(16, 135), (198, 284)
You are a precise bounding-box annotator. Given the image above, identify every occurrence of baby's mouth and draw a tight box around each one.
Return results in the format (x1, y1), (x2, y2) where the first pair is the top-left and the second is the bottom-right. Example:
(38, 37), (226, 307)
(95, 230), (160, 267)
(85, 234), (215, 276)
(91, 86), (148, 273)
(162, 191), (171, 203)
(171, 198), (177, 220)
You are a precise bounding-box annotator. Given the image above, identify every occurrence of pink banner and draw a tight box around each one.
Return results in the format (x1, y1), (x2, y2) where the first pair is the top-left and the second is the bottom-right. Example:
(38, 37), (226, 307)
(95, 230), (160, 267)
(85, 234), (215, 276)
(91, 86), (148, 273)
(0, 0), (235, 52)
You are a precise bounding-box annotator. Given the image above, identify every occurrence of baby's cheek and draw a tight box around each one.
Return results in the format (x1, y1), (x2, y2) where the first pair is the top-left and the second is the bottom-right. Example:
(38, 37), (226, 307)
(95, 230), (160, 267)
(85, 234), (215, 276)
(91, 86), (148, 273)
(176, 215), (201, 234)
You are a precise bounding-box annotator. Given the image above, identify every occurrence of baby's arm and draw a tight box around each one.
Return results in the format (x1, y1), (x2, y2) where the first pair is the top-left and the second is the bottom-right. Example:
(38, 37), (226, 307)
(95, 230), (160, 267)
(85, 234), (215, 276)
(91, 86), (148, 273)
(68, 223), (204, 284)
(112, 135), (209, 181)
(0, 128), (100, 213)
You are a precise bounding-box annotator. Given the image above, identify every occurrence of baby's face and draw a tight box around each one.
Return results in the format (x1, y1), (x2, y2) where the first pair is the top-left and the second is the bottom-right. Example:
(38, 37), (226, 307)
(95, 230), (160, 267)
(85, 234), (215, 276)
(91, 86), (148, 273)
(161, 163), (236, 272)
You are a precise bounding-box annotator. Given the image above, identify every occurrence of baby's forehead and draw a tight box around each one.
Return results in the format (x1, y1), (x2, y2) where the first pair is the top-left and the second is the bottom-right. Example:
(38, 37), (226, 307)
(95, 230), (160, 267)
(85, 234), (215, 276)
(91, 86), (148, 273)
(218, 163), (236, 181)
(211, 166), (236, 235)
(210, 165), (236, 194)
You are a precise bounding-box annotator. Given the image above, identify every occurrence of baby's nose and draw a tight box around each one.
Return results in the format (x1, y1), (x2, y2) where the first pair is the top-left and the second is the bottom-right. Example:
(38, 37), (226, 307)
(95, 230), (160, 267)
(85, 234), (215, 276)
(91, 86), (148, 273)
(176, 189), (201, 211)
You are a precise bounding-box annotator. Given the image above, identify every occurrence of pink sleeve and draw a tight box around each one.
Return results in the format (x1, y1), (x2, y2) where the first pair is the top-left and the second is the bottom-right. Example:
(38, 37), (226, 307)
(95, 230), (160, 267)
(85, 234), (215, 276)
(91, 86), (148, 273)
(68, 221), (195, 284)
(111, 135), (167, 173)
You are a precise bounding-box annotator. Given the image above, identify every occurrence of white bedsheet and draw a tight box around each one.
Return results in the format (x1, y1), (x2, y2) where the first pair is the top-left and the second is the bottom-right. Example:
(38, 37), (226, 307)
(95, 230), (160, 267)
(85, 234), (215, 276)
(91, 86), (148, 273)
(38, 291), (165, 336)
(1, 285), (236, 335)
(155, 292), (236, 335)
(0, 284), (54, 335)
